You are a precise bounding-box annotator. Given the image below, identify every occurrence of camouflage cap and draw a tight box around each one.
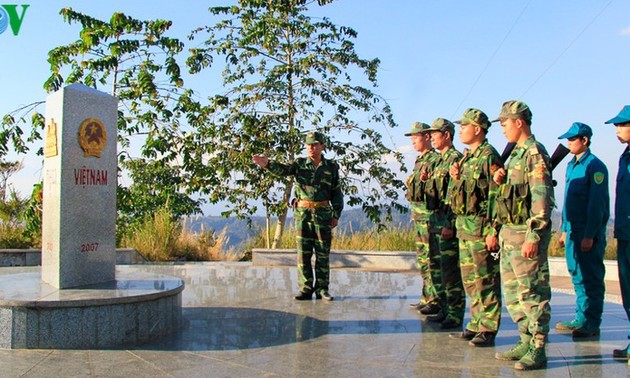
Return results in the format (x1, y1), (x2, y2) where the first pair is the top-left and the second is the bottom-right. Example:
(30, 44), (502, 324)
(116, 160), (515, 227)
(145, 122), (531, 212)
(491, 100), (532, 123)
(404, 122), (431, 136)
(454, 108), (491, 129)
(305, 131), (326, 144)
(428, 118), (455, 134)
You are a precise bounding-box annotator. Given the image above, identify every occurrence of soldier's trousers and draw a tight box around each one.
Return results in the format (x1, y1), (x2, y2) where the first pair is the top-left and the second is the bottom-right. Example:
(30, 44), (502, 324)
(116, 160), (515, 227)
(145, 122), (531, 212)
(413, 220), (441, 305)
(499, 225), (552, 345)
(459, 237), (501, 333)
(439, 234), (465, 323)
(564, 226), (607, 328)
(295, 207), (333, 294)
(618, 240), (630, 326)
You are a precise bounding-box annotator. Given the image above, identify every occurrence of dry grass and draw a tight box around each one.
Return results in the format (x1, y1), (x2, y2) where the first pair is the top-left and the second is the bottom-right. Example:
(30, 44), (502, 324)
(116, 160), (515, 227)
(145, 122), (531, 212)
(248, 223), (415, 251)
(247, 223), (618, 260)
(120, 207), (242, 262)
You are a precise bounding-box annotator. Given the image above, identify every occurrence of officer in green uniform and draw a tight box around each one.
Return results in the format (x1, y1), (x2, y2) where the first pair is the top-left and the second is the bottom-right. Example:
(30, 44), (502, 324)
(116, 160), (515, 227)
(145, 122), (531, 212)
(605, 105), (630, 365)
(555, 122), (609, 338)
(491, 101), (554, 371)
(425, 118), (465, 329)
(405, 122), (442, 315)
(253, 131), (344, 301)
(447, 109), (502, 347)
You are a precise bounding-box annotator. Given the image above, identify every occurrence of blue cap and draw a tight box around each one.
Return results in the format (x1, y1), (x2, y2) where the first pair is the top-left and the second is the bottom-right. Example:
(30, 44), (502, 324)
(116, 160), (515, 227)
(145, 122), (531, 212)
(605, 105), (630, 124)
(558, 122), (593, 139)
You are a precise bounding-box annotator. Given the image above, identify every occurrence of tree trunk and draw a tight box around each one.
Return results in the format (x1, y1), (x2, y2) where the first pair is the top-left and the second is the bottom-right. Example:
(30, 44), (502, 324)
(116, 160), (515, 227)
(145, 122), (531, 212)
(271, 181), (293, 249)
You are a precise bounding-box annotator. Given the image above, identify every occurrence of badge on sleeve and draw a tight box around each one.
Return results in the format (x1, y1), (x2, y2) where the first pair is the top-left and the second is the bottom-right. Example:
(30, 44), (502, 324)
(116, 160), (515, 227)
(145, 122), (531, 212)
(593, 172), (604, 185)
(533, 164), (545, 179)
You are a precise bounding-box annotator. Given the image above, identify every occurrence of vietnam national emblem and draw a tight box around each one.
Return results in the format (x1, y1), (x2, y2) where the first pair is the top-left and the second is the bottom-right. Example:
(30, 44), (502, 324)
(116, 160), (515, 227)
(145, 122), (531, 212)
(78, 118), (107, 157)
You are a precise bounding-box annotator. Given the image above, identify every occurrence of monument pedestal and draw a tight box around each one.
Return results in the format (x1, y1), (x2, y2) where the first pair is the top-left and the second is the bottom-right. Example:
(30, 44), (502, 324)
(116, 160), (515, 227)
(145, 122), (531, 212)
(0, 267), (184, 349)
(1, 84), (186, 350)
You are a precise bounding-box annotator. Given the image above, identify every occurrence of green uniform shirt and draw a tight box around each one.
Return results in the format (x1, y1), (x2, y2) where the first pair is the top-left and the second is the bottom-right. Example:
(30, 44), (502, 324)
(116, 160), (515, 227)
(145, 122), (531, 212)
(448, 139), (502, 238)
(428, 146), (462, 230)
(267, 156), (344, 220)
(407, 149), (439, 221)
(493, 135), (555, 243)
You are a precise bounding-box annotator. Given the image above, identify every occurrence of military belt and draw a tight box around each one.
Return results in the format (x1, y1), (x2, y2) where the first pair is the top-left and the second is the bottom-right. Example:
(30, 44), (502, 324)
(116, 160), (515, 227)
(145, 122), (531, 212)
(297, 200), (330, 209)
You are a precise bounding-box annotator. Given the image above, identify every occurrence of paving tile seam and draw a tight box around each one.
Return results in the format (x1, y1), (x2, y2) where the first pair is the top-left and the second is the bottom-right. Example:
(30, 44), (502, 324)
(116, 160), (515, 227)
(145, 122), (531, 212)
(20, 349), (54, 376)
(126, 350), (176, 378)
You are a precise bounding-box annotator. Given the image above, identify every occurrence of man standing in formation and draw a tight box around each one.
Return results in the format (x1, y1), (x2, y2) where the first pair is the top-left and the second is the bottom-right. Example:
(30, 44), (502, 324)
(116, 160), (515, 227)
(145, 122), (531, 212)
(253, 131), (343, 301)
(448, 109), (503, 347)
(605, 106), (630, 364)
(425, 118), (465, 329)
(491, 100), (554, 370)
(555, 122), (609, 338)
(405, 122), (443, 316)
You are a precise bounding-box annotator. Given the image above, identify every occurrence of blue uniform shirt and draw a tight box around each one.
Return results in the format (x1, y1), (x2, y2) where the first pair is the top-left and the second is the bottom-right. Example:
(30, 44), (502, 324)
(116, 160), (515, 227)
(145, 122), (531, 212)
(561, 149), (610, 238)
(615, 146), (630, 240)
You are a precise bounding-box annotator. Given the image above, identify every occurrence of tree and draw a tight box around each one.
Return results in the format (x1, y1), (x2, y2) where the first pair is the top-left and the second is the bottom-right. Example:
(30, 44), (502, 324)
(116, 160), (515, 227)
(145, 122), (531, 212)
(0, 159), (22, 201)
(117, 158), (203, 239)
(186, 0), (406, 248)
(0, 8), (208, 228)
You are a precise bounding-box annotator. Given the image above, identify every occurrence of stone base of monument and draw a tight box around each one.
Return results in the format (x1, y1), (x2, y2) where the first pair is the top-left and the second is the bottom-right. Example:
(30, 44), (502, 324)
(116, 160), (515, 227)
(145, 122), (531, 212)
(0, 267), (184, 349)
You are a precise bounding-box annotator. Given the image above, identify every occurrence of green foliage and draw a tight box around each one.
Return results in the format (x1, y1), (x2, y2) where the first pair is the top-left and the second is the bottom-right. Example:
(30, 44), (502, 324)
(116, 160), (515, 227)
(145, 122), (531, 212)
(0, 188), (36, 248)
(1, 7), (208, 228)
(2, 3), (406, 247)
(22, 182), (42, 245)
(117, 158), (202, 242)
(186, 0), (407, 229)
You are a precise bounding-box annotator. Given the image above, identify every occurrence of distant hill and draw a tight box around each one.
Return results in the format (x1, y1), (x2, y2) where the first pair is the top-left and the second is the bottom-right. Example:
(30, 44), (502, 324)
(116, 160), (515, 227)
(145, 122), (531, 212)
(185, 207), (412, 248)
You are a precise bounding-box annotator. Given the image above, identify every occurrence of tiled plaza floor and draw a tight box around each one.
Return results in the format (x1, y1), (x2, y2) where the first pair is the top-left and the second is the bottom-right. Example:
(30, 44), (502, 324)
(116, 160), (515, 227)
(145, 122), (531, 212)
(0, 263), (628, 377)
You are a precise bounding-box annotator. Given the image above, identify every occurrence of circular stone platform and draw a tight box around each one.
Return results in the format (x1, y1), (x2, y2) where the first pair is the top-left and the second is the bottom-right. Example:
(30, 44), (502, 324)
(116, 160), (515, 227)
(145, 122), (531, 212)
(0, 267), (184, 349)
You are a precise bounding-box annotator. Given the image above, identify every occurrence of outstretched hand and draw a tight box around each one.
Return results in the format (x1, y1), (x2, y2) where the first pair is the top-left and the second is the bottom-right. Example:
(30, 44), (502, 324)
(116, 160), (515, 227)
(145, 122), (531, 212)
(252, 155), (269, 168)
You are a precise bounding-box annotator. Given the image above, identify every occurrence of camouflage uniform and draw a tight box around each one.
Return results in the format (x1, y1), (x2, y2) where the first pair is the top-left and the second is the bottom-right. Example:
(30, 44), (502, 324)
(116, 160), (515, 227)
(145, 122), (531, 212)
(493, 101), (555, 370)
(427, 143), (465, 324)
(492, 101), (554, 370)
(494, 134), (553, 348)
(449, 137), (503, 336)
(266, 134), (344, 296)
(407, 146), (441, 307)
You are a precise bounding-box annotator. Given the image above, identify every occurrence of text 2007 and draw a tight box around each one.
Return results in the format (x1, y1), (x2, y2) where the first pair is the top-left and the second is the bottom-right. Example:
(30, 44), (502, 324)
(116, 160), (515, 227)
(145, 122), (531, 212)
(81, 243), (99, 252)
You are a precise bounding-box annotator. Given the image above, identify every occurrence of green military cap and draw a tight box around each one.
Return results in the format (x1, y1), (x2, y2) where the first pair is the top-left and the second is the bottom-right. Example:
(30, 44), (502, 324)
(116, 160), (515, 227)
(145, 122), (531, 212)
(305, 131), (326, 144)
(454, 108), (491, 129)
(404, 122), (431, 136)
(491, 100), (532, 123)
(428, 118), (455, 134)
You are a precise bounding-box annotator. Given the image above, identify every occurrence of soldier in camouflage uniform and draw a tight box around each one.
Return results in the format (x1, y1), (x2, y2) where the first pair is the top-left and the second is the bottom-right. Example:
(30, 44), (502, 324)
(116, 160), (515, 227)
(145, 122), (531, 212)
(447, 109), (503, 347)
(425, 118), (465, 329)
(405, 122), (443, 315)
(253, 131), (344, 301)
(490, 101), (554, 371)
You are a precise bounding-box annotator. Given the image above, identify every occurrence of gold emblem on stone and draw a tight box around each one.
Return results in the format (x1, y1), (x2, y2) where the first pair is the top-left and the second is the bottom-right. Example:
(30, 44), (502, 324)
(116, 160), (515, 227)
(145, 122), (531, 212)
(44, 118), (58, 157)
(78, 118), (107, 158)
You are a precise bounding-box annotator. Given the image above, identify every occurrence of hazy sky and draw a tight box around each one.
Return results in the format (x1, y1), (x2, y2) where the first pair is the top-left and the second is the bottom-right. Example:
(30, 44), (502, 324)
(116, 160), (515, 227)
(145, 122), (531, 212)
(1, 0), (629, 215)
